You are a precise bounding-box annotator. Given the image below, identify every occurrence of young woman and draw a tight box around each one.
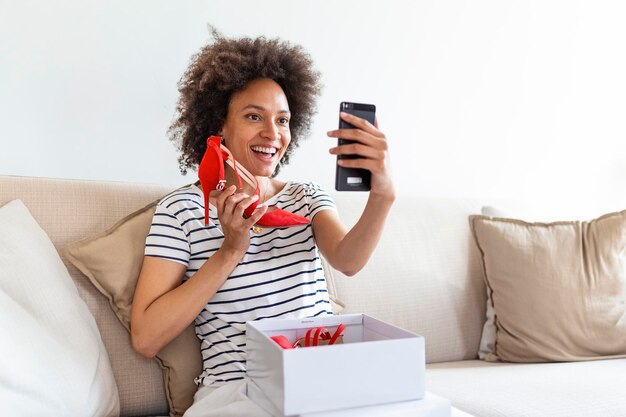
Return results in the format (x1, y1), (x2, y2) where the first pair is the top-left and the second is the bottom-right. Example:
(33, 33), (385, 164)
(130, 31), (395, 416)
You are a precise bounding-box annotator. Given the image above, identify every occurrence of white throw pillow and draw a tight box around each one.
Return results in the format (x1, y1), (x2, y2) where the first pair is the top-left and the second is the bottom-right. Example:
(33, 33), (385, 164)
(0, 200), (120, 417)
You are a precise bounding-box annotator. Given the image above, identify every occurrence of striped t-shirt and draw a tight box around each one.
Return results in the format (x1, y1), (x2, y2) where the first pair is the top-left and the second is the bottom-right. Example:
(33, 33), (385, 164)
(144, 181), (336, 387)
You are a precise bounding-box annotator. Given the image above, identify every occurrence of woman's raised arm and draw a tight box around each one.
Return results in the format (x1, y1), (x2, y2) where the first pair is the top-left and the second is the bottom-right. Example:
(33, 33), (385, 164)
(314, 113), (395, 276)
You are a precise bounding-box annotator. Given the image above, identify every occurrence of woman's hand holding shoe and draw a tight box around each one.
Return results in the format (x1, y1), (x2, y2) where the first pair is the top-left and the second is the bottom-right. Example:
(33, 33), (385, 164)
(211, 185), (268, 258)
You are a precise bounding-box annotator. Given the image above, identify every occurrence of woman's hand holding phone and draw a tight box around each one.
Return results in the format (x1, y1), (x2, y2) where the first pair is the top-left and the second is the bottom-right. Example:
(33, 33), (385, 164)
(314, 105), (395, 278)
(327, 110), (394, 200)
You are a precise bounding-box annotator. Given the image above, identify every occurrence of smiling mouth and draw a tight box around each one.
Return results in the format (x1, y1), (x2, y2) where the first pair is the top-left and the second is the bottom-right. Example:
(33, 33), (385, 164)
(251, 145), (279, 159)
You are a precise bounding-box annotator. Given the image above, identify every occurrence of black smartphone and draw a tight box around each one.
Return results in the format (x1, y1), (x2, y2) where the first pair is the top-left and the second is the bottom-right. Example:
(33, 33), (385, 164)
(335, 101), (376, 191)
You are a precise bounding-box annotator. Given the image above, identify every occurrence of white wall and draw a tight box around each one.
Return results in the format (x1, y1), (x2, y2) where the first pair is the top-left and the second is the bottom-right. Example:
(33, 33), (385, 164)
(2, 0), (626, 214)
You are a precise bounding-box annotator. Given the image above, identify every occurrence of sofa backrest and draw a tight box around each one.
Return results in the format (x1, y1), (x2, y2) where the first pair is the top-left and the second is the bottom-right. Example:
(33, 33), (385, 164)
(325, 193), (486, 363)
(0, 175), (489, 415)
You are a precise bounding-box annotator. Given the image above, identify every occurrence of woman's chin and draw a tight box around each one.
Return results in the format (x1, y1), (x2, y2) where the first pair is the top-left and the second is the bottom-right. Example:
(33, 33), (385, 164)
(256, 168), (277, 178)
(249, 162), (279, 178)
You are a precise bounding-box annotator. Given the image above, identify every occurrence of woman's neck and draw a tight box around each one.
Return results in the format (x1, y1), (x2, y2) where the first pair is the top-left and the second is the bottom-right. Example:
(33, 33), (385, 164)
(223, 167), (256, 195)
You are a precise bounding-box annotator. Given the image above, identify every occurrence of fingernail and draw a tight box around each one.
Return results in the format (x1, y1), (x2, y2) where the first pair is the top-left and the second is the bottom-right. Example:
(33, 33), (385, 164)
(340, 112), (348, 117)
(251, 194), (259, 201)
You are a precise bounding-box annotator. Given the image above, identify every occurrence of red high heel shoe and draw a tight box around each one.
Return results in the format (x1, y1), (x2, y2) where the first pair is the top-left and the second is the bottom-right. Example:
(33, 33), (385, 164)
(198, 136), (310, 228)
(270, 324), (346, 349)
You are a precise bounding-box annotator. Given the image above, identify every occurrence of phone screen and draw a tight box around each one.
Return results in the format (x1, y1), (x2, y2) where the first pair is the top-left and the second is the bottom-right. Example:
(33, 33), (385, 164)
(335, 102), (376, 191)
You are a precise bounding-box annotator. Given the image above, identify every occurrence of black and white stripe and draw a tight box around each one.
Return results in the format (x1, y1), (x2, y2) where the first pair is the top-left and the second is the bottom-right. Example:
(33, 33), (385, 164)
(145, 181), (336, 387)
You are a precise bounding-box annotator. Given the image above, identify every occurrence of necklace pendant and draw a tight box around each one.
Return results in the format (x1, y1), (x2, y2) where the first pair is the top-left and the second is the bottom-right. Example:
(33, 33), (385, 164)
(252, 225), (263, 234)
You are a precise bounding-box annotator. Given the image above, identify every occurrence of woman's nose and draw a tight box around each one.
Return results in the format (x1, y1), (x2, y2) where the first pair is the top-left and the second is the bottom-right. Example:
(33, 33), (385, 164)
(260, 120), (281, 141)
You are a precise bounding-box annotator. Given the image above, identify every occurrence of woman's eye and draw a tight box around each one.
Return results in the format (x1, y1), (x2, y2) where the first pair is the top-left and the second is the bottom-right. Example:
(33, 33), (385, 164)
(278, 117), (289, 124)
(247, 114), (261, 121)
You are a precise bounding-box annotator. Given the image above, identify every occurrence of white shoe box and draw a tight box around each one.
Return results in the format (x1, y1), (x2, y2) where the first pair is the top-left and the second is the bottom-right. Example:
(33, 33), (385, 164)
(246, 314), (426, 416)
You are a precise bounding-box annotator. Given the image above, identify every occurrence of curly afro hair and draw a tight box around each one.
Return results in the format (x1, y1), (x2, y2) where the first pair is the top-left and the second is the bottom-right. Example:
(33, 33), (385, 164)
(169, 28), (322, 176)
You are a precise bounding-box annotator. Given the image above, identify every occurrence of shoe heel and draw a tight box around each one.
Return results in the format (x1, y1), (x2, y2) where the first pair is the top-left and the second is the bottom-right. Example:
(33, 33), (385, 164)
(198, 136), (226, 224)
(203, 191), (210, 225)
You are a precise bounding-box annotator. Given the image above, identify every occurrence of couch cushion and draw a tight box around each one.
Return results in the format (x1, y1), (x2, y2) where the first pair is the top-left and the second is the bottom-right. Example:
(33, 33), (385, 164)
(326, 193), (487, 363)
(0, 199), (119, 417)
(427, 359), (626, 417)
(0, 175), (170, 417)
(471, 211), (626, 362)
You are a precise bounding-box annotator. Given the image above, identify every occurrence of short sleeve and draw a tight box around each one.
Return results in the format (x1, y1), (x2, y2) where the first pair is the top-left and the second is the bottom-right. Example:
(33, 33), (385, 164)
(305, 182), (337, 220)
(144, 201), (191, 267)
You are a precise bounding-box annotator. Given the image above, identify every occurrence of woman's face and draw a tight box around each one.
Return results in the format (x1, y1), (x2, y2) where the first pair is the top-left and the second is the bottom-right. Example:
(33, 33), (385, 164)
(220, 78), (291, 178)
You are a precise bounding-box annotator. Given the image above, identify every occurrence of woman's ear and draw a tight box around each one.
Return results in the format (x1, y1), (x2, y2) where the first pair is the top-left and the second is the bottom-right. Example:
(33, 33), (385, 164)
(217, 125), (225, 144)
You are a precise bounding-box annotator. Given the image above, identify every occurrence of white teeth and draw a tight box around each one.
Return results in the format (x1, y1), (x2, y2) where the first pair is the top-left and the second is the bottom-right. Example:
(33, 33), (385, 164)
(251, 146), (278, 154)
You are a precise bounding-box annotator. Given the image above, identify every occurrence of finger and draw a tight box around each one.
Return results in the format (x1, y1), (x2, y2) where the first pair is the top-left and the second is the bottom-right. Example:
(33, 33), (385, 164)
(328, 135), (389, 157)
(327, 129), (387, 147)
(223, 192), (252, 217)
(232, 194), (260, 219)
(337, 157), (387, 174)
(245, 205), (269, 227)
(214, 185), (237, 210)
(339, 112), (383, 137)
(329, 143), (386, 160)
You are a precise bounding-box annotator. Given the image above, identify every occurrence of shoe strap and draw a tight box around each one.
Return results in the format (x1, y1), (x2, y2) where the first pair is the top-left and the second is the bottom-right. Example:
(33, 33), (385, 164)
(207, 137), (257, 193)
(328, 324), (346, 345)
(302, 325), (345, 347)
(219, 143), (257, 192)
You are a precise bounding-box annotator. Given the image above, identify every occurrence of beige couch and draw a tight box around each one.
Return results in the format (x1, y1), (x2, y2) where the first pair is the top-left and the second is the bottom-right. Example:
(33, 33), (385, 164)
(2, 174), (626, 417)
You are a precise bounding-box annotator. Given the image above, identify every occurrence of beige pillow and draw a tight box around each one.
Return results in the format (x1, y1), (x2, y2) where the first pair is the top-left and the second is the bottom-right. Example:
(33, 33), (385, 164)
(470, 210), (626, 363)
(63, 198), (202, 417)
